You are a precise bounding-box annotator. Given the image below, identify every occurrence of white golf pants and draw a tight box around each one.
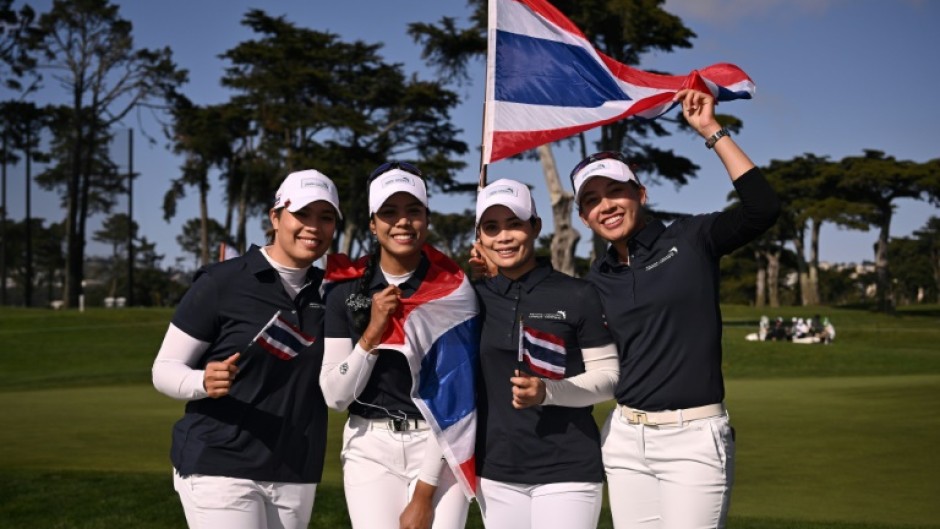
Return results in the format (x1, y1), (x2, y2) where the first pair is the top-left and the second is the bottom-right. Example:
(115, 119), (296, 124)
(602, 407), (735, 529)
(341, 416), (469, 529)
(477, 478), (603, 529)
(173, 470), (316, 529)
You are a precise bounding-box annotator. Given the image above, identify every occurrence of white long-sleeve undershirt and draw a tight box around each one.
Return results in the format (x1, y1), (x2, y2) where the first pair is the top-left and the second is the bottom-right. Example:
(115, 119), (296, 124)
(151, 248), (310, 401)
(542, 343), (619, 407)
(152, 323), (211, 400)
(320, 337), (379, 410)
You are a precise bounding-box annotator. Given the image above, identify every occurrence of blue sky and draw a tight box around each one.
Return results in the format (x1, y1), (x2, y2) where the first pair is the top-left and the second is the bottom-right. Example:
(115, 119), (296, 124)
(4, 0), (938, 268)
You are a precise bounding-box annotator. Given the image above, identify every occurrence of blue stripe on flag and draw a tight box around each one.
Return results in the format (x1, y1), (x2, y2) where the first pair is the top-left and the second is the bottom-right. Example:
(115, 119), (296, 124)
(266, 325), (308, 353)
(495, 30), (628, 107)
(417, 316), (480, 429)
(525, 340), (566, 367)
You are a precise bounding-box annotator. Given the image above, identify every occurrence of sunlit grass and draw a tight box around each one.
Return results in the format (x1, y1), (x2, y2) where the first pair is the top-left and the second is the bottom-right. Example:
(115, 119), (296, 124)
(1, 305), (938, 528)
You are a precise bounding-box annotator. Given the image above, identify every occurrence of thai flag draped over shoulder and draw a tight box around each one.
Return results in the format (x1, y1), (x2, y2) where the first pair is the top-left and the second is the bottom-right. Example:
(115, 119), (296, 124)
(320, 253), (370, 300)
(252, 311), (316, 360)
(520, 324), (566, 380)
(324, 246), (481, 499)
(483, 0), (756, 165)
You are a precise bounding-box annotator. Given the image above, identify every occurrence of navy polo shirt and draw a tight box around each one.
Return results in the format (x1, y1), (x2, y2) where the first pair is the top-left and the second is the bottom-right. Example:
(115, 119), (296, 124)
(323, 254), (431, 419)
(474, 261), (613, 484)
(585, 168), (780, 411)
(169, 245), (329, 483)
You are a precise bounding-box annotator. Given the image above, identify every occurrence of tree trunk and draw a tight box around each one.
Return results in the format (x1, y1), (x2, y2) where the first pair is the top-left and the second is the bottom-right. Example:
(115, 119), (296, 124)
(932, 246), (940, 304)
(237, 167), (249, 252)
(754, 249), (767, 307)
(767, 249), (781, 308)
(806, 219), (821, 306)
(64, 88), (85, 308)
(199, 178), (210, 266)
(792, 226), (809, 306)
(536, 145), (579, 276)
(341, 221), (358, 256)
(874, 207), (894, 313)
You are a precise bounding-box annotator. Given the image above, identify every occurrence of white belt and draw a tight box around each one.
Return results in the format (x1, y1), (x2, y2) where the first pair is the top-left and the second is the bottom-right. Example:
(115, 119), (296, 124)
(618, 403), (726, 426)
(350, 414), (429, 432)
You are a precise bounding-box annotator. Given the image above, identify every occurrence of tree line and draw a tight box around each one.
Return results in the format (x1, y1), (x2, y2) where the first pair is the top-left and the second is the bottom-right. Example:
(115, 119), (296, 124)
(1, 0), (938, 311)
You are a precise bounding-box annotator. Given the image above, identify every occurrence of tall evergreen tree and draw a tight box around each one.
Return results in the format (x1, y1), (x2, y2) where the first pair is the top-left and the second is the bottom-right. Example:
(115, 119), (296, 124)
(828, 150), (936, 312)
(218, 10), (469, 254)
(27, 0), (185, 307)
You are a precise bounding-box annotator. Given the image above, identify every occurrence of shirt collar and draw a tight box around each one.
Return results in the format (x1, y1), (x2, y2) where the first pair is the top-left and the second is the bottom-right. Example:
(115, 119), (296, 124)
(245, 244), (324, 284)
(368, 252), (430, 295)
(598, 220), (667, 270)
(491, 258), (553, 295)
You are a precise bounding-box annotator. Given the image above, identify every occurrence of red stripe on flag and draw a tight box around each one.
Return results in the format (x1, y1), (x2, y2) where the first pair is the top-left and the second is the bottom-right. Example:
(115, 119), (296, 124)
(515, 0), (586, 39)
(459, 456), (477, 494)
(523, 326), (565, 348)
(523, 356), (565, 380)
(257, 338), (297, 360)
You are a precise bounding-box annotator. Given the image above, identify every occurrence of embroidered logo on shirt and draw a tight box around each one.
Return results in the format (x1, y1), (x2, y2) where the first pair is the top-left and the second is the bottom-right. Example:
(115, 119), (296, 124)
(527, 310), (566, 321)
(644, 246), (679, 272)
(339, 362), (348, 375)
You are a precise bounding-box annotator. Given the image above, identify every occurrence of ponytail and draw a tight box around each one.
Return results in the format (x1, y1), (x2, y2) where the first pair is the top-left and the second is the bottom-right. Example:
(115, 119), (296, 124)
(346, 236), (380, 334)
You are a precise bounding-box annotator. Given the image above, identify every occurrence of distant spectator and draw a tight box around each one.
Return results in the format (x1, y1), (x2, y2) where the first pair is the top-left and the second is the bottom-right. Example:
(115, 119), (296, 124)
(821, 317), (836, 344)
(794, 318), (810, 339)
(759, 315), (770, 341)
(810, 314), (824, 336)
(769, 317), (789, 341)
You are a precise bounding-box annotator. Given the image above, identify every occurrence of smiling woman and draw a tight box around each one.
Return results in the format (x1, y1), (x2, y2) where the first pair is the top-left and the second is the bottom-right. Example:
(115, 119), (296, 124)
(471, 178), (619, 529)
(318, 162), (474, 529)
(150, 168), (343, 529)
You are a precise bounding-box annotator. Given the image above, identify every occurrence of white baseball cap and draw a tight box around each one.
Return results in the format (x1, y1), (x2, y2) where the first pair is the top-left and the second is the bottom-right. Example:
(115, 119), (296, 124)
(475, 178), (538, 225)
(570, 153), (641, 204)
(368, 168), (428, 215)
(274, 169), (343, 219)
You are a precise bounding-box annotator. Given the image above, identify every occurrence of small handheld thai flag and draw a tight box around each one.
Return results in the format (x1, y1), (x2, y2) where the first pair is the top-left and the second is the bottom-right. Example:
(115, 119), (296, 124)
(250, 310), (315, 360)
(520, 324), (567, 380)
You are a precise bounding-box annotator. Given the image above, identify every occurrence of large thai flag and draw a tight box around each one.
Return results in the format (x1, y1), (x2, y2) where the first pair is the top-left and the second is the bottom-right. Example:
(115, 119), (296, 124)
(324, 247), (481, 499)
(483, 0), (756, 165)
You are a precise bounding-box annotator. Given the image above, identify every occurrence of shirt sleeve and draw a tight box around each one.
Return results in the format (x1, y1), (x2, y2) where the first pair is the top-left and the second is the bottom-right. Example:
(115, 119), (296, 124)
(709, 167), (781, 256)
(320, 285), (378, 410)
(320, 337), (379, 411)
(542, 343), (618, 407)
(576, 282), (615, 349)
(171, 269), (222, 343)
(542, 282), (618, 407)
(152, 323), (210, 400)
(416, 433), (446, 488)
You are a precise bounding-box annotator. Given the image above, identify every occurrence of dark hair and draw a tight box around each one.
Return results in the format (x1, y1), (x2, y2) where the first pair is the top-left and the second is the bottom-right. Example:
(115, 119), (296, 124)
(346, 237), (380, 334)
(266, 209), (282, 244)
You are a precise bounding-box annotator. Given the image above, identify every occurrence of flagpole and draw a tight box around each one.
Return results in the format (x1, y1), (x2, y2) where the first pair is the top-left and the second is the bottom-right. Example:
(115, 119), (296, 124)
(478, 42), (490, 189)
(479, 0), (498, 190)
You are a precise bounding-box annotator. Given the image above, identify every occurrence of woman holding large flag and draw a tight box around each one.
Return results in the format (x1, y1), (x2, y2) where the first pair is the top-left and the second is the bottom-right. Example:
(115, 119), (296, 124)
(152, 169), (343, 529)
(320, 162), (477, 529)
(573, 88), (780, 528)
(471, 178), (619, 529)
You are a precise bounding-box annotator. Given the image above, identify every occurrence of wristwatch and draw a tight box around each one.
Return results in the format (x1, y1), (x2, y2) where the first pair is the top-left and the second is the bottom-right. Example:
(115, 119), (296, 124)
(705, 128), (730, 149)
